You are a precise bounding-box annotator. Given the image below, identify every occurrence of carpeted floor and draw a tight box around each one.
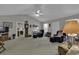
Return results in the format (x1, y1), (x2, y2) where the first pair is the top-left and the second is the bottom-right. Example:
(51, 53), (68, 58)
(0, 37), (61, 55)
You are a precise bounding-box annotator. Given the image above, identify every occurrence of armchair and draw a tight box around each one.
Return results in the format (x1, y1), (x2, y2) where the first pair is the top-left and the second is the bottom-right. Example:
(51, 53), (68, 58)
(33, 30), (44, 38)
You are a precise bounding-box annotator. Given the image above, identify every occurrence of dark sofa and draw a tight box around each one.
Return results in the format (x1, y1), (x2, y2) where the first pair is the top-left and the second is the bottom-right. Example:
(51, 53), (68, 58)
(50, 36), (64, 43)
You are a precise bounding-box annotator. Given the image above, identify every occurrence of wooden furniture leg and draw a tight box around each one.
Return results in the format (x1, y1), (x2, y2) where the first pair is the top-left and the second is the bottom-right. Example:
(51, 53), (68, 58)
(0, 41), (6, 53)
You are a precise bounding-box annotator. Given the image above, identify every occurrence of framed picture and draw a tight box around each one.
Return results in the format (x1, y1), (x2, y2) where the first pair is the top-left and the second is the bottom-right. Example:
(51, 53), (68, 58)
(3, 22), (13, 28)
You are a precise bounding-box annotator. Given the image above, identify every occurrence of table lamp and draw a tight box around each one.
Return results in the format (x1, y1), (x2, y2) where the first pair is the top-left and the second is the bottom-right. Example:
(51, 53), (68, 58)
(63, 20), (79, 43)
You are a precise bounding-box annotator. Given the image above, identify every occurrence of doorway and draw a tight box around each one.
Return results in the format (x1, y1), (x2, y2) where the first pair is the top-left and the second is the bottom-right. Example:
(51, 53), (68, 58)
(43, 23), (49, 35)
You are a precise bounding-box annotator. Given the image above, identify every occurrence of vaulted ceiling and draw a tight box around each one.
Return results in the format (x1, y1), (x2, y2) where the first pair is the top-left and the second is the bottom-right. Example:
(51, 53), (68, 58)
(0, 4), (79, 22)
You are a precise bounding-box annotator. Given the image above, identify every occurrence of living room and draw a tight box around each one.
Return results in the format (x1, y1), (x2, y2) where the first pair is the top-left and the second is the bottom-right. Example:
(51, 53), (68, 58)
(0, 4), (79, 57)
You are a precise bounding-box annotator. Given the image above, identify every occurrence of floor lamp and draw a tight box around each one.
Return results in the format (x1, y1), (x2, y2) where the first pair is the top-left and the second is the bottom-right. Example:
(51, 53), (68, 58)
(63, 20), (79, 44)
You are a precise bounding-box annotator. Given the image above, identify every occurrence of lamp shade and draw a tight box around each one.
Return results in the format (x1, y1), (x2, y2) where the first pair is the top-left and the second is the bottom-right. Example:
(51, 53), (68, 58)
(63, 20), (79, 34)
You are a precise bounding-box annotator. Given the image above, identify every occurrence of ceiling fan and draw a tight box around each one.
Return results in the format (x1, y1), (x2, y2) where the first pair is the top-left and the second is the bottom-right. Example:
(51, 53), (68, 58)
(33, 10), (43, 17)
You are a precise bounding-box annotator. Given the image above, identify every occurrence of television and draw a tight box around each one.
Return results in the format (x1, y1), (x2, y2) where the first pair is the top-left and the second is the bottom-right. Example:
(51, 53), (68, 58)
(0, 27), (9, 33)
(0, 26), (5, 33)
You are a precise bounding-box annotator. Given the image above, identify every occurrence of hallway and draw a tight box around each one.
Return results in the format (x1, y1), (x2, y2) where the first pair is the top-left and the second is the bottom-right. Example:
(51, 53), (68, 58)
(0, 37), (61, 55)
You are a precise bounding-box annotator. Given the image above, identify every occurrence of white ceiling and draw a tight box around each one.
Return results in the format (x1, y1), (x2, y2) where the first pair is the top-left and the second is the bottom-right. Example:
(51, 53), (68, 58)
(0, 4), (79, 22)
